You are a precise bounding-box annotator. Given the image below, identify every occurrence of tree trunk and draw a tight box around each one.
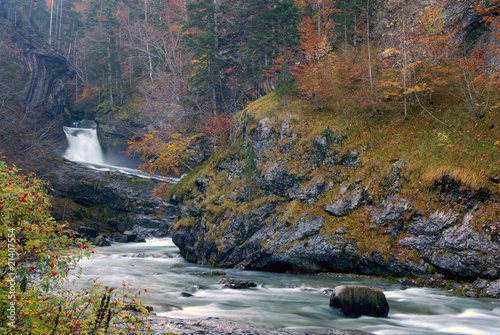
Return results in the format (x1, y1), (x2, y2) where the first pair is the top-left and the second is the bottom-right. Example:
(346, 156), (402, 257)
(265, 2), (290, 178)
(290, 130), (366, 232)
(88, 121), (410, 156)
(57, 0), (64, 49)
(107, 43), (114, 104)
(366, 0), (377, 115)
(49, 0), (54, 45)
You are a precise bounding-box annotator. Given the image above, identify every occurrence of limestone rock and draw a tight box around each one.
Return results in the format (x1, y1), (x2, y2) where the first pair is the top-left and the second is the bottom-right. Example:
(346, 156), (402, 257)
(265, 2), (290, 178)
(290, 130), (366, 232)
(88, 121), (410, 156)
(324, 188), (366, 217)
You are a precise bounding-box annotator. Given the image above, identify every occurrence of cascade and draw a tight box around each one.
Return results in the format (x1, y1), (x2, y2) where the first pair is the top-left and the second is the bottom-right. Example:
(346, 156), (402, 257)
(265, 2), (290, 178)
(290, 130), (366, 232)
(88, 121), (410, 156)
(63, 125), (105, 165)
(62, 121), (182, 182)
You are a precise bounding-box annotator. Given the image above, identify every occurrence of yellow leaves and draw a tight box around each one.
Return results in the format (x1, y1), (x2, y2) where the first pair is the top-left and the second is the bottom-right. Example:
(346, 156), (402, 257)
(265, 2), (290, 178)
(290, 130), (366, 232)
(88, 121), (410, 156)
(379, 48), (401, 60)
(128, 131), (197, 177)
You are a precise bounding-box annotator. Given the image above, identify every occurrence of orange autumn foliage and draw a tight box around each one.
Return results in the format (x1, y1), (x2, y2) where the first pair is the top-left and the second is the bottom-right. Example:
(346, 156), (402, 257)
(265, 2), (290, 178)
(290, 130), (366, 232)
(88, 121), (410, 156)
(127, 131), (197, 178)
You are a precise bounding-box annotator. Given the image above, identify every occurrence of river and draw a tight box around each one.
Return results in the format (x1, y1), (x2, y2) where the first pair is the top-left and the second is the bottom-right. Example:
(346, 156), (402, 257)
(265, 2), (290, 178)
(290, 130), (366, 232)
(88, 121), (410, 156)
(74, 238), (500, 334)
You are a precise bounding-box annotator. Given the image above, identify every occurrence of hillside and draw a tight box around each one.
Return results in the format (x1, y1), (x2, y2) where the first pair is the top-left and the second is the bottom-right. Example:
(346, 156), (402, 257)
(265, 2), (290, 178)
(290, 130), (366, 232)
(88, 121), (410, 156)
(168, 93), (499, 293)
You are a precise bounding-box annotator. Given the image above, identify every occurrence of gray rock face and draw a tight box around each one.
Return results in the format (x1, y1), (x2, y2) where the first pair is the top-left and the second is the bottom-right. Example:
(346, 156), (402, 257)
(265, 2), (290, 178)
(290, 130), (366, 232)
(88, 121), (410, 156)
(261, 162), (296, 197)
(399, 210), (500, 279)
(329, 285), (389, 318)
(55, 162), (173, 241)
(171, 115), (499, 280)
(324, 188), (366, 217)
(370, 199), (412, 225)
(0, 23), (75, 118)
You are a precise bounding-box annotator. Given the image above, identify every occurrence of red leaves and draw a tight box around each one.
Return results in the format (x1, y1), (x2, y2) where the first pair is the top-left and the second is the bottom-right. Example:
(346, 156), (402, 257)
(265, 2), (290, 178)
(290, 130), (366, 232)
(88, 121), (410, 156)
(197, 113), (231, 142)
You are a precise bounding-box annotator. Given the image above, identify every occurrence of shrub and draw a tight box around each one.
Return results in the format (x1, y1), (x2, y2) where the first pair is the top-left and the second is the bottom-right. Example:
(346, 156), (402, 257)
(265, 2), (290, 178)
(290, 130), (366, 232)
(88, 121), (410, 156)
(0, 160), (151, 334)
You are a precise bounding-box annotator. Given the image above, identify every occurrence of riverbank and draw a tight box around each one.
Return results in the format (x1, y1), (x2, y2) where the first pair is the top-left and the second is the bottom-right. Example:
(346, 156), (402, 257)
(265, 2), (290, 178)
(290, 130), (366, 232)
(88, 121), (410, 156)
(147, 315), (373, 335)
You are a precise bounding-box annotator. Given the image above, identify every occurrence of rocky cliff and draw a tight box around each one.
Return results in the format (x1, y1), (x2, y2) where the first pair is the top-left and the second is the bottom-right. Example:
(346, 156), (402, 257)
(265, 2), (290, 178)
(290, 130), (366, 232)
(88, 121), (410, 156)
(0, 20), (73, 121)
(0, 19), (74, 172)
(50, 161), (175, 241)
(169, 94), (499, 296)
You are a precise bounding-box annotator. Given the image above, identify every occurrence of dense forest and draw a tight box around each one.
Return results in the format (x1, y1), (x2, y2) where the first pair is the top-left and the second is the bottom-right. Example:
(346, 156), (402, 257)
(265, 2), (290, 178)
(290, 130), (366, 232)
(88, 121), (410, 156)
(1, 0), (499, 174)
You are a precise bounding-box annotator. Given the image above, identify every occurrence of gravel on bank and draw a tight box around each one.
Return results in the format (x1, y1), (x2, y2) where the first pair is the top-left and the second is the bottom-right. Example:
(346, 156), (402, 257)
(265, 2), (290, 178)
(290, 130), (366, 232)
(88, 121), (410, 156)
(147, 315), (374, 335)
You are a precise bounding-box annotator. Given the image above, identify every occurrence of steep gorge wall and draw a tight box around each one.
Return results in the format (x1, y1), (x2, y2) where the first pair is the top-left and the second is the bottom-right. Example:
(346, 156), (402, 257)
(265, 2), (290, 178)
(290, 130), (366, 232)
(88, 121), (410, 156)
(0, 20), (73, 120)
(0, 19), (74, 172)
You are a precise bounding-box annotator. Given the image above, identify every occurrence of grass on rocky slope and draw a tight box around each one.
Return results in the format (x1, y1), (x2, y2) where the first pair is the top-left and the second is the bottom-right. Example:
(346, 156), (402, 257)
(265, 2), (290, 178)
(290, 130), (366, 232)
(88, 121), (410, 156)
(168, 92), (499, 246)
(245, 93), (499, 193)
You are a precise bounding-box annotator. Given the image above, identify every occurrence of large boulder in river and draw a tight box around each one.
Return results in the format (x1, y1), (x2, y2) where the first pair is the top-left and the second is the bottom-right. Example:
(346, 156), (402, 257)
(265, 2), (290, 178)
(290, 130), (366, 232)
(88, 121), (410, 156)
(329, 285), (389, 318)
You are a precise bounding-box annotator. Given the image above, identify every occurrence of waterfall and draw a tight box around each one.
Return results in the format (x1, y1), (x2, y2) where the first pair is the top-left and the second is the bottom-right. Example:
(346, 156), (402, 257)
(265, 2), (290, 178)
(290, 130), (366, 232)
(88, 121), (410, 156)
(62, 123), (181, 182)
(63, 126), (105, 165)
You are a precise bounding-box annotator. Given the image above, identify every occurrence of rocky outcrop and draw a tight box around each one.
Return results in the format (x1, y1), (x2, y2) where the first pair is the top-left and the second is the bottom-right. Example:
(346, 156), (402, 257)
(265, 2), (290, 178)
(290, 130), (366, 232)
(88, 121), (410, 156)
(329, 285), (390, 318)
(170, 110), (499, 287)
(375, 0), (500, 66)
(51, 161), (174, 240)
(0, 20), (74, 120)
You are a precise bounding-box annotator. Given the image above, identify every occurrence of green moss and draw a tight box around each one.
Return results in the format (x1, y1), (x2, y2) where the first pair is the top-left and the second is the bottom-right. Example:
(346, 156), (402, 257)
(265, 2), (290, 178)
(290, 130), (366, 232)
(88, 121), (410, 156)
(174, 217), (197, 231)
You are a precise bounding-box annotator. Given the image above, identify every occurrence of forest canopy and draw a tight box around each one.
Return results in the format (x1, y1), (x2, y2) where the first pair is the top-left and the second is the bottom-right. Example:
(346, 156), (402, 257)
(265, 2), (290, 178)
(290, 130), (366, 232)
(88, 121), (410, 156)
(0, 0), (499, 180)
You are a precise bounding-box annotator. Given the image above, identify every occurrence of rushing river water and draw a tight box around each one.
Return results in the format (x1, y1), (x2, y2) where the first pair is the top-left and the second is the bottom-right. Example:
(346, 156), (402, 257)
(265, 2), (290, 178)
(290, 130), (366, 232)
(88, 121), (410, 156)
(75, 238), (500, 334)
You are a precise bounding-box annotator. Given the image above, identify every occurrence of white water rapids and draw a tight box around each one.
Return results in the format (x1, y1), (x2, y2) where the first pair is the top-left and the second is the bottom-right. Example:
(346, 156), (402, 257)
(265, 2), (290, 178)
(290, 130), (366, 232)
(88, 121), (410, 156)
(74, 238), (500, 335)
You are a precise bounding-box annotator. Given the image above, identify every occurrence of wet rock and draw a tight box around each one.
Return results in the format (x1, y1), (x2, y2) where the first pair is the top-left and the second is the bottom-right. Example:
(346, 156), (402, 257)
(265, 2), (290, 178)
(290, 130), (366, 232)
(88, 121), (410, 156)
(398, 278), (415, 287)
(181, 292), (194, 298)
(111, 232), (128, 243)
(123, 230), (146, 243)
(78, 226), (99, 239)
(92, 235), (111, 247)
(124, 304), (153, 313)
(218, 277), (258, 289)
(329, 285), (389, 318)
(472, 279), (489, 291)
(171, 264), (185, 268)
(74, 120), (97, 129)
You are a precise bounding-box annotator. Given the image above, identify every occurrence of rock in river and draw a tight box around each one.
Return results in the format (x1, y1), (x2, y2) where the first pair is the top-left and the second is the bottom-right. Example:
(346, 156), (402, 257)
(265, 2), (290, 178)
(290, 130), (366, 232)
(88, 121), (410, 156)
(218, 277), (258, 289)
(329, 285), (389, 318)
